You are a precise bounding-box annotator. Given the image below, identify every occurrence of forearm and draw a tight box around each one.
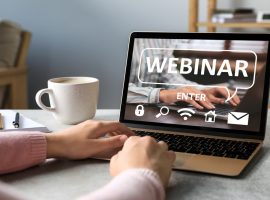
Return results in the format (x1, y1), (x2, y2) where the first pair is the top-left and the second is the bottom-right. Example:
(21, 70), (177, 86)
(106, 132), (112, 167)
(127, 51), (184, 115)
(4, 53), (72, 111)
(78, 168), (165, 200)
(0, 132), (47, 175)
(127, 83), (162, 103)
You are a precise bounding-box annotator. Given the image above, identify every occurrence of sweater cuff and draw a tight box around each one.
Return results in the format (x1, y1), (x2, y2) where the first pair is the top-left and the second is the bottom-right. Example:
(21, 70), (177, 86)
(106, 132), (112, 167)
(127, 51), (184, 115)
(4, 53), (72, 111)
(121, 168), (165, 200)
(149, 88), (162, 103)
(28, 133), (47, 164)
(0, 131), (47, 175)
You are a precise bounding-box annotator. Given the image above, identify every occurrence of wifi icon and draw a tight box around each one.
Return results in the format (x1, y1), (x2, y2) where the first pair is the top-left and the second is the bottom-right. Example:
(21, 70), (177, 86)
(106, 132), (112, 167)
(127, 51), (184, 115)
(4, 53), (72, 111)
(177, 108), (195, 121)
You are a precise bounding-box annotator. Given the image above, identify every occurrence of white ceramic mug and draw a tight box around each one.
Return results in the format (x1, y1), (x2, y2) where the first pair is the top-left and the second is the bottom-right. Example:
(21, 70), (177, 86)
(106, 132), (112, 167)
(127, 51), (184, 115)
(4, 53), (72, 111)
(35, 77), (99, 124)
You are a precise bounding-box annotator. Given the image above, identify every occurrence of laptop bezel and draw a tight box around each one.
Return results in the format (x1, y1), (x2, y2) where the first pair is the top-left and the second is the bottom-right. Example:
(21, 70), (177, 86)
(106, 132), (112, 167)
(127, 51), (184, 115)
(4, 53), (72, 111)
(119, 32), (270, 140)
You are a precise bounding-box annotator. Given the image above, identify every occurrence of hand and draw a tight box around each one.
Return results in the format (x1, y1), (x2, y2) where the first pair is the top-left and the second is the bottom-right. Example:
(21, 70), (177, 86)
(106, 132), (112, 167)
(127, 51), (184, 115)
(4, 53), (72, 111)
(110, 136), (176, 187)
(46, 120), (135, 160)
(159, 86), (215, 109)
(201, 88), (240, 107)
(159, 86), (240, 109)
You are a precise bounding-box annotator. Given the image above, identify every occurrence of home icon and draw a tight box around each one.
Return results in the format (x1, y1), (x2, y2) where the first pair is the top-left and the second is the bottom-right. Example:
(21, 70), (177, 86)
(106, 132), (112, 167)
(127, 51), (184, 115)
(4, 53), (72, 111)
(204, 110), (217, 123)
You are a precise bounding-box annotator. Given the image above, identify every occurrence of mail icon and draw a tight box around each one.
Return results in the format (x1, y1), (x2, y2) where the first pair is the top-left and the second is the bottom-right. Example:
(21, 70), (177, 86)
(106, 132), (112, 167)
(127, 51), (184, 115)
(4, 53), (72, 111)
(227, 112), (249, 126)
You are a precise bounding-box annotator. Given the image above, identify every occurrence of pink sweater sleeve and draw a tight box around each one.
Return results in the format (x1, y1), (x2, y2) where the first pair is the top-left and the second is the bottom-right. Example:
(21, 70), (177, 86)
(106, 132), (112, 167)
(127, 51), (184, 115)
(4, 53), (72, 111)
(78, 168), (165, 200)
(0, 131), (47, 175)
(0, 132), (165, 200)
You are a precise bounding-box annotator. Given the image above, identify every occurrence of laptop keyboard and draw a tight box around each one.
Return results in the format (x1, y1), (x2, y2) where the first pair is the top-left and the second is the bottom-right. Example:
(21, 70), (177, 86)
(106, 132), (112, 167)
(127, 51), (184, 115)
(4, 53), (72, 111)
(211, 104), (233, 115)
(135, 130), (259, 160)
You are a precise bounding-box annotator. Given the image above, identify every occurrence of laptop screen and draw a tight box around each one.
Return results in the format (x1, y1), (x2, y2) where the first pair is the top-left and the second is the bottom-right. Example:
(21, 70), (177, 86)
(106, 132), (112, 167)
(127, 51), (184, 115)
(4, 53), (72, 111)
(120, 33), (270, 136)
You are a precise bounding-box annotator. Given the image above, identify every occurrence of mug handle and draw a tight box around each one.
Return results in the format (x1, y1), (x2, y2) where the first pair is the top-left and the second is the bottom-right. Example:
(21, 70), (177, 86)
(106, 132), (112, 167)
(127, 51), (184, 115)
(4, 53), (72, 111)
(35, 88), (55, 112)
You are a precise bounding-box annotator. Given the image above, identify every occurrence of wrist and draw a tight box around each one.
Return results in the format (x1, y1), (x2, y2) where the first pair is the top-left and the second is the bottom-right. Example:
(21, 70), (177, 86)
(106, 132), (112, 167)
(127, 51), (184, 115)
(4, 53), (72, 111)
(159, 90), (167, 103)
(45, 133), (64, 158)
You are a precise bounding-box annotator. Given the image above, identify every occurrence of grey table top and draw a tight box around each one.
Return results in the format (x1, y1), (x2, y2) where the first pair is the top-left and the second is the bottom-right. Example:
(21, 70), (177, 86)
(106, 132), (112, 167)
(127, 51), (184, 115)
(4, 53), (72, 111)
(1, 109), (270, 200)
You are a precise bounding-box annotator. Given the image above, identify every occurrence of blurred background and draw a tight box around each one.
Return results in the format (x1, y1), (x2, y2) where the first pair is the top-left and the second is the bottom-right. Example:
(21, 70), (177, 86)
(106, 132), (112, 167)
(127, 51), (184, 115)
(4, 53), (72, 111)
(0, 0), (269, 109)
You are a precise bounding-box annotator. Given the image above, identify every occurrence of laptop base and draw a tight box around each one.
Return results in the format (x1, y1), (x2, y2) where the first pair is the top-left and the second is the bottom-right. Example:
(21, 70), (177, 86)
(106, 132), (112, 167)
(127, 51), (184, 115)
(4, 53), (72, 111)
(132, 128), (262, 176)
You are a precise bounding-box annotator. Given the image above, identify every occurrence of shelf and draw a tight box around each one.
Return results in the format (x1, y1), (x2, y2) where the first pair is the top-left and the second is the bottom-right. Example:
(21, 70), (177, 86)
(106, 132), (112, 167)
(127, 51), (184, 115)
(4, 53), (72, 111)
(197, 22), (270, 28)
(189, 0), (270, 31)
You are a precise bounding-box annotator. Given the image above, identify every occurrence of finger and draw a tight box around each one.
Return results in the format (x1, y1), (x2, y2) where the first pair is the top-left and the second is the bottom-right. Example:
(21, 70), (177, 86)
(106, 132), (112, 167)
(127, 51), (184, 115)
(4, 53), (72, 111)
(215, 88), (229, 99)
(214, 88), (236, 106)
(179, 88), (203, 109)
(167, 150), (176, 163)
(189, 88), (215, 109)
(123, 136), (141, 148)
(233, 93), (241, 104)
(142, 136), (157, 144)
(197, 98), (215, 109)
(224, 90), (237, 106)
(126, 135), (141, 142)
(215, 88), (237, 105)
(108, 130), (129, 137)
(90, 135), (128, 155)
(187, 99), (204, 110)
(229, 90), (240, 105)
(91, 121), (135, 138)
(228, 92), (237, 106)
(158, 141), (168, 151)
(232, 95), (240, 105)
(207, 94), (225, 104)
(109, 124), (135, 136)
(93, 147), (122, 160)
(229, 98), (237, 106)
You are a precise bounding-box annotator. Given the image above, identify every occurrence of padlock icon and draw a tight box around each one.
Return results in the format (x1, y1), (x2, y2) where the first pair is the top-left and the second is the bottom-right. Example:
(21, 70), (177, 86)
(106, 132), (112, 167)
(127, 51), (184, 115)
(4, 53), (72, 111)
(135, 105), (144, 116)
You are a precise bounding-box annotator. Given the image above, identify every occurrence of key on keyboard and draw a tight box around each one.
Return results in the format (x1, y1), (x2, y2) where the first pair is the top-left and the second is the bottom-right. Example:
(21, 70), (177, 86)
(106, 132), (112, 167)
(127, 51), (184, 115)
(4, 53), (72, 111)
(135, 130), (259, 160)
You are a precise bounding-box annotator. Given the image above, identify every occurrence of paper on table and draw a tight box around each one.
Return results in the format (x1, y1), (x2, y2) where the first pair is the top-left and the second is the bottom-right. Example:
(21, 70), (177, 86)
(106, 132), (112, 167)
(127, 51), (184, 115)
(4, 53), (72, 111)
(0, 110), (50, 132)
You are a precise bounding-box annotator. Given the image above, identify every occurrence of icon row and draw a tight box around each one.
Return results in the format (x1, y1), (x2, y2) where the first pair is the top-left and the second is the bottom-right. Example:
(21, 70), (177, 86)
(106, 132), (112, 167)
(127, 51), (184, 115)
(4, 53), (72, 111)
(134, 105), (249, 125)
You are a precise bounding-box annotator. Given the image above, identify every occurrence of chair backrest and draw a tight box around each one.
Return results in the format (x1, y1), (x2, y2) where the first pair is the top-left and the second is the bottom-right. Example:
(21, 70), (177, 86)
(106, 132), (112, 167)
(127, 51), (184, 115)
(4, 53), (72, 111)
(0, 30), (31, 109)
(15, 31), (32, 68)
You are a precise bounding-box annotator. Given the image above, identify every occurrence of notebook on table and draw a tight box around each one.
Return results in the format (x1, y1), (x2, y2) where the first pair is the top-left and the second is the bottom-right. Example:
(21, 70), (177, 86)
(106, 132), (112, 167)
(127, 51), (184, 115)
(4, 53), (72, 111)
(0, 110), (49, 132)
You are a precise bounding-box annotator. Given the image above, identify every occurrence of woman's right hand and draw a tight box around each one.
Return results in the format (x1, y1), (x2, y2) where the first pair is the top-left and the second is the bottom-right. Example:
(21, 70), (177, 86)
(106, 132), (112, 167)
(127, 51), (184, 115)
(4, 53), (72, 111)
(159, 86), (240, 110)
(110, 136), (176, 187)
(159, 86), (215, 109)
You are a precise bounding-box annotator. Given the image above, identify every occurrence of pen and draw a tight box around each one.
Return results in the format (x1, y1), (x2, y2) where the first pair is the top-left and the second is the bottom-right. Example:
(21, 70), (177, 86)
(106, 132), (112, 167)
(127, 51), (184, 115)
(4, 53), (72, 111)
(0, 113), (3, 129)
(13, 112), (20, 128)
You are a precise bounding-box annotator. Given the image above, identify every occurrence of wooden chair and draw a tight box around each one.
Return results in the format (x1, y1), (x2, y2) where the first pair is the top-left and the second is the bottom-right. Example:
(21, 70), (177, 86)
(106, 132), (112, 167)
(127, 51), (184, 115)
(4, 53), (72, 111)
(0, 31), (31, 108)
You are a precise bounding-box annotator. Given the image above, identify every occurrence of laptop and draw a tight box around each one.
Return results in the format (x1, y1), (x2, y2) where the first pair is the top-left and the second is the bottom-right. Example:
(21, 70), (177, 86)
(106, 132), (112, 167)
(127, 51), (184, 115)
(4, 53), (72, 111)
(119, 32), (270, 176)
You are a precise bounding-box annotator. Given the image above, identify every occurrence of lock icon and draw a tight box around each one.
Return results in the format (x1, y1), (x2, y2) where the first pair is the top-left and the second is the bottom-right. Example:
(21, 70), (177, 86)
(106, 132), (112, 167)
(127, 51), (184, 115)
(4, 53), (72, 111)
(135, 105), (144, 116)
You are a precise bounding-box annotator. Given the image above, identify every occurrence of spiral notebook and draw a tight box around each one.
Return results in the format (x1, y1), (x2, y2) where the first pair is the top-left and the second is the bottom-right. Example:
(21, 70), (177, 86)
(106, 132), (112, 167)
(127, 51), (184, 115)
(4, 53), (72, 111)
(0, 110), (49, 132)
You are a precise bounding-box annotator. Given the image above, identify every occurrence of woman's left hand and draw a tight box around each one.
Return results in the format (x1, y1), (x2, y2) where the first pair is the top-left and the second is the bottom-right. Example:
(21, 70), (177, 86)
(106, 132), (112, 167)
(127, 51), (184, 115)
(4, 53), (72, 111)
(46, 120), (135, 159)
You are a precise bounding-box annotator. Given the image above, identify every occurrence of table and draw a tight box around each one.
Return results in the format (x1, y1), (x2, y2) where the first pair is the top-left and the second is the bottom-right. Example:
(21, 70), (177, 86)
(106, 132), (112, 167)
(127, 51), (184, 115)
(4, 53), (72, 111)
(1, 109), (270, 200)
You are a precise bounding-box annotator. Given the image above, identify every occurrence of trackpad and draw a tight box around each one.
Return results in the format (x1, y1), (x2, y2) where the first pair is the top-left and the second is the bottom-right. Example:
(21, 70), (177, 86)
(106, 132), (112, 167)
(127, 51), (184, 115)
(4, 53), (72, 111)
(173, 153), (194, 169)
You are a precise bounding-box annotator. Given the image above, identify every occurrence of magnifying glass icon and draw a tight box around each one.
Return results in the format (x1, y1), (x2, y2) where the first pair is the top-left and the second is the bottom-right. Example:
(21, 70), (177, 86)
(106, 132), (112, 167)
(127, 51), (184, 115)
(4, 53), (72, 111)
(155, 106), (169, 118)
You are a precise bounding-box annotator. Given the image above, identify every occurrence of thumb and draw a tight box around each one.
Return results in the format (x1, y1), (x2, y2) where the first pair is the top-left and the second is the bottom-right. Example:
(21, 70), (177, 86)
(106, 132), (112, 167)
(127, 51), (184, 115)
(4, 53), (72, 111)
(92, 135), (128, 153)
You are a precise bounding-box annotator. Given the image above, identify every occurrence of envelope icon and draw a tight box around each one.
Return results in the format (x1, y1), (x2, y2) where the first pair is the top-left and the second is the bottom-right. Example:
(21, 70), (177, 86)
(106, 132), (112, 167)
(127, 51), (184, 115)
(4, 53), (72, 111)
(227, 112), (249, 126)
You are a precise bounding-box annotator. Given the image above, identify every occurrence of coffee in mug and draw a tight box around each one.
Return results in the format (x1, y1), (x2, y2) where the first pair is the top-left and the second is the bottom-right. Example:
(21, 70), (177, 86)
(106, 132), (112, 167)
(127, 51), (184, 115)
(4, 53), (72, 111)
(35, 77), (99, 124)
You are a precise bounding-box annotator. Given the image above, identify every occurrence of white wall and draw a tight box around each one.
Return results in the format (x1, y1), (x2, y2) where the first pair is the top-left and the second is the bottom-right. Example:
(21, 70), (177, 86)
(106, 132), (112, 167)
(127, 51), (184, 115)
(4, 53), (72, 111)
(0, 0), (269, 108)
